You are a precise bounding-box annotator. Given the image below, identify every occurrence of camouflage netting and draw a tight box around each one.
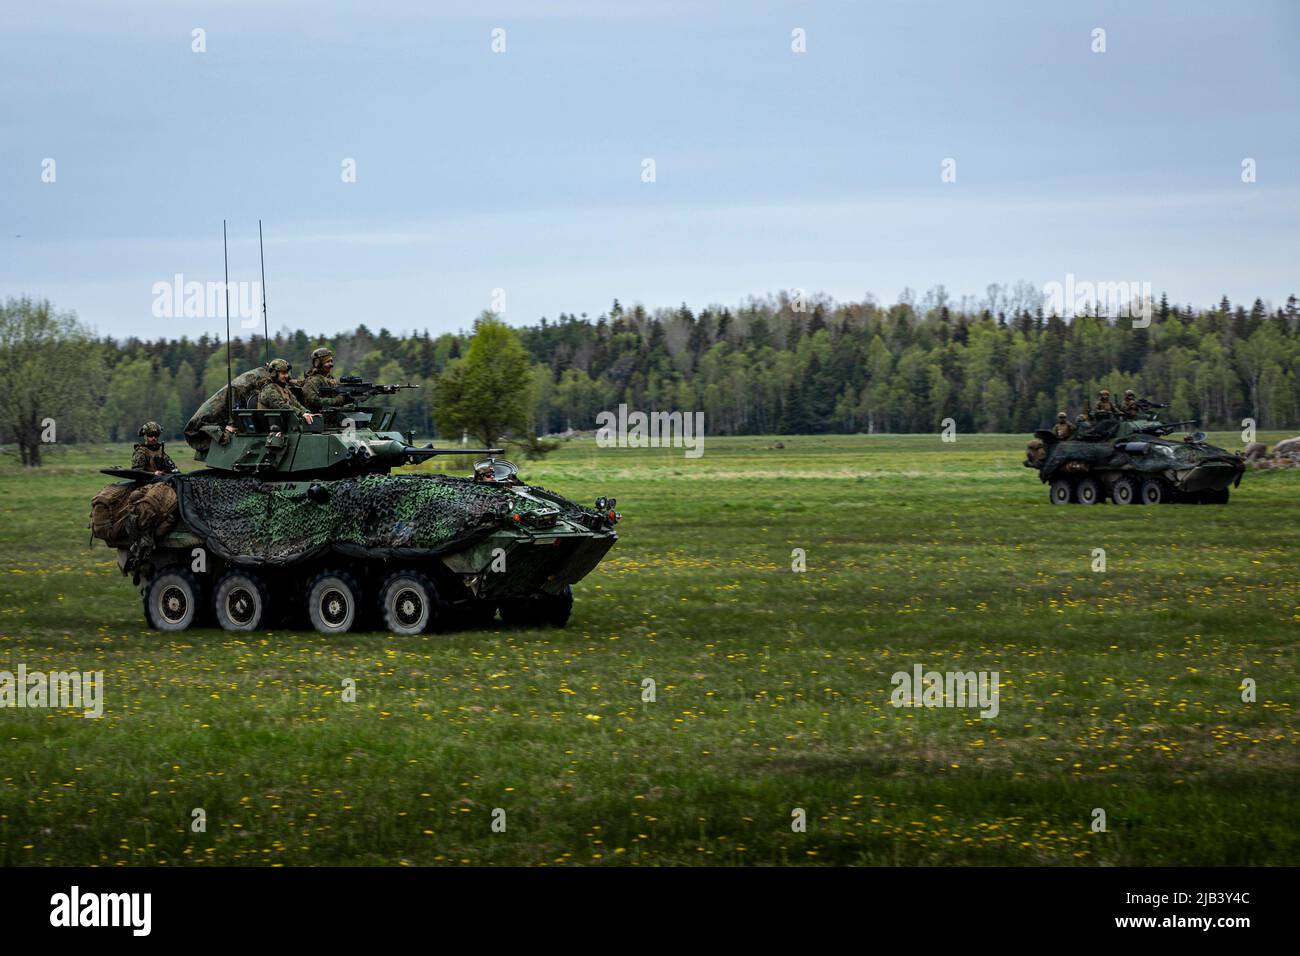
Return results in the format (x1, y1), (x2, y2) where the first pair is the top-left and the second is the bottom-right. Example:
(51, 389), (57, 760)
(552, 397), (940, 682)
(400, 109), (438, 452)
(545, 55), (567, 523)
(174, 474), (554, 566)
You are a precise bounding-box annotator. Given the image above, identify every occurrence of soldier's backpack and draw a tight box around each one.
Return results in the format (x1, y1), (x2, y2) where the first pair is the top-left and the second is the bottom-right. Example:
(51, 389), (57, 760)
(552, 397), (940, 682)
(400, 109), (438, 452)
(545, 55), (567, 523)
(89, 483), (135, 545)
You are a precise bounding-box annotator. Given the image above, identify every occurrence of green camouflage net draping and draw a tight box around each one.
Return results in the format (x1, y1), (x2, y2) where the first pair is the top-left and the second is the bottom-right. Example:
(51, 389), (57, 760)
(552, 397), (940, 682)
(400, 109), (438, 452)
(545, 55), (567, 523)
(175, 474), (552, 564)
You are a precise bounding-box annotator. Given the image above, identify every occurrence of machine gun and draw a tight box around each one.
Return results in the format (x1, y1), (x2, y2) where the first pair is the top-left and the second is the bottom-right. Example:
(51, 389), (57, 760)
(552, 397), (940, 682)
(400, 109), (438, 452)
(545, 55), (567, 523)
(1136, 397), (1169, 413)
(319, 376), (420, 404)
(1148, 419), (1200, 437)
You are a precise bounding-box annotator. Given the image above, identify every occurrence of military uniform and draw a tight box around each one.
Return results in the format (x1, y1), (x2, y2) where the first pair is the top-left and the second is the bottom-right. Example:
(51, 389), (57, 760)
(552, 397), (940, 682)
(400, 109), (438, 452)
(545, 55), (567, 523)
(258, 379), (311, 415)
(1121, 390), (1141, 419)
(1052, 414), (1074, 440)
(300, 374), (343, 410)
(131, 422), (178, 473)
(184, 366), (272, 454)
(300, 347), (349, 411)
(1095, 391), (1117, 416)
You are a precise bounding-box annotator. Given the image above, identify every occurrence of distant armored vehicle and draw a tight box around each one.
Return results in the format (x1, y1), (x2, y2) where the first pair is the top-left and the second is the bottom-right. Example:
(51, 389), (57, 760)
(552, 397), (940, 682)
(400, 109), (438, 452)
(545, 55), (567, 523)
(1025, 413), (1244, 505)
(90, 390), (621, 634)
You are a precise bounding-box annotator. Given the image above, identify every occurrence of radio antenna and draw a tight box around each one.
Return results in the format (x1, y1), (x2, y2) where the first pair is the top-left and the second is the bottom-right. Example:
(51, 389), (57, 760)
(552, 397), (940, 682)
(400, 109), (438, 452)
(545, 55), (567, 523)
(258, 219), (270, 363)
(223, 220), (233, 421)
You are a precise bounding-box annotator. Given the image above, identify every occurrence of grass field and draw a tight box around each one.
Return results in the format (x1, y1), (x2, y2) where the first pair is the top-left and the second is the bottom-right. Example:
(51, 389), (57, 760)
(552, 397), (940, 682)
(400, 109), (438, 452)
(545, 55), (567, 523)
(1, 432), (1296, 866)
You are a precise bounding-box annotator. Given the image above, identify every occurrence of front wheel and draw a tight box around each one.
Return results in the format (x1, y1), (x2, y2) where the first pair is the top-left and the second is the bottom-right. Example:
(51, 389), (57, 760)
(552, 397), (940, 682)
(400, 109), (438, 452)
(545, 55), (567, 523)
(308, 571), (360, 635)
(145, 568), (201, 631)
(378, 571), (436, 635)
(500, 586), (574, 628)
(1049, 479), (1073, 505)
(1075, 477), (1102, 505)
(214, 572), (268, 631)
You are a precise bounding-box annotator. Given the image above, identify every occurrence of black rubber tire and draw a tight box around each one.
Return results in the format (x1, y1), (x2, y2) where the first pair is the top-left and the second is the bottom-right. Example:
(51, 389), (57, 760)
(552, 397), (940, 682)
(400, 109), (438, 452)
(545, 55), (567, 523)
(145, 567), (201, 631)
(1139, 478), (1168, 505)
(1075, 477), (1102, 505)
(378, 571), (436, 635)
(1111, 476), (1138, 505)
(214, 571), (268, 632)
(1049, 479), (1073, 505)
(307, 571), (360, 635)
(501, 586), (574, 628)
(541, 586), (574, 627)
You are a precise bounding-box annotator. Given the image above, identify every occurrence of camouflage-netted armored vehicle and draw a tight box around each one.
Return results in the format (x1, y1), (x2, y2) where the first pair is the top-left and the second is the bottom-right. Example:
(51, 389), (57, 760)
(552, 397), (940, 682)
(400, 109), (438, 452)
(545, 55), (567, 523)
(1024, 414), (1244, 505)
(90, 386), (620, 634)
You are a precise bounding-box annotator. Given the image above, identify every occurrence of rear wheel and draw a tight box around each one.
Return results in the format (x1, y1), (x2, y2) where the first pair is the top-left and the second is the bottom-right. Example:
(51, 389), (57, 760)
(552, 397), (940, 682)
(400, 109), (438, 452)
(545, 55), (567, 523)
(308, 571), (360, 635)
(1111, 476), (1138, 505)
(378, 571), (436, 635)
(214, 572), (268, 632)
(1139, 478), (1168, 505)
(145, 568), (201, 631)
(1075, 477), (1102, 505)
(1049, 479), (1073, 505)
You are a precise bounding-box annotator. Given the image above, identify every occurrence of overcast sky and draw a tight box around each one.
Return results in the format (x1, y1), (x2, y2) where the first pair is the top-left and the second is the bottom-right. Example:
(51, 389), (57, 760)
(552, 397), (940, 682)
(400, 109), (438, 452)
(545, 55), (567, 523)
(2, 0), (1297, 340)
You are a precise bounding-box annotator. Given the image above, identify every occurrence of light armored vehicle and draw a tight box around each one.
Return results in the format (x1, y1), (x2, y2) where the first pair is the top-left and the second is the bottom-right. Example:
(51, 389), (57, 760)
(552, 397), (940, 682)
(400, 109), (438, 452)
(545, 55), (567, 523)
(90, 392), (620, 634)
(1025, 413), (1244, 505)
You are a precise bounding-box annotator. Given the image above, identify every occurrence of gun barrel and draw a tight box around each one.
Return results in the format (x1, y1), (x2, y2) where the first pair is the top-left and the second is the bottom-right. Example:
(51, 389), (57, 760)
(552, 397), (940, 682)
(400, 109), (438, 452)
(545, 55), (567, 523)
(401, 445), (504, 458)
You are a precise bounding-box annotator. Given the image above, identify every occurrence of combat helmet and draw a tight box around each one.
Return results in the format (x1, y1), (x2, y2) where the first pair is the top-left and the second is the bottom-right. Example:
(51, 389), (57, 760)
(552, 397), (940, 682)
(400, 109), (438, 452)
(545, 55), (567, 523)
(311, 347), (334, 370)
(268, 358), (292, 374)
(139, 421), (162, 437)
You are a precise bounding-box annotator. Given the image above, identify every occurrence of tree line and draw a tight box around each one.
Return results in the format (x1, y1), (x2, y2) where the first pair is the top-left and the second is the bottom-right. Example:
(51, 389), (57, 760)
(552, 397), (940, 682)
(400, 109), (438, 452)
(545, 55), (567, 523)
(3, 289), (1299, 464)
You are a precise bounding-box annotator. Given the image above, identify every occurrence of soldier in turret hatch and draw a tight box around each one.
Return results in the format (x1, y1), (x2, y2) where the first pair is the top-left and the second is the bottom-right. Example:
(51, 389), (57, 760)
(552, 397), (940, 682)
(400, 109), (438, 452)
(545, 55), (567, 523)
(1121, 389), (1141, 419)
(258, 358), (317, 423)
(1095, 389), (1117, 416)
(301, 347), (352, 412)
(1053, 412), (1074, 440)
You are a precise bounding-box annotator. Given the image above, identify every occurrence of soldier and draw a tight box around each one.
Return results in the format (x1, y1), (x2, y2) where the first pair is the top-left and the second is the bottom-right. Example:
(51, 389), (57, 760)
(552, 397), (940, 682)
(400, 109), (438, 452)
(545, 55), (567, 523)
(1053, 411), (1074, 440)
(131, 421), (180, 474)
(257, 358), (317, 423)
(1121, 389), (1141, 419)
(300, 347), (351, 412)
(184, 365), (273, 455)
(1095, 388), (1117, 416)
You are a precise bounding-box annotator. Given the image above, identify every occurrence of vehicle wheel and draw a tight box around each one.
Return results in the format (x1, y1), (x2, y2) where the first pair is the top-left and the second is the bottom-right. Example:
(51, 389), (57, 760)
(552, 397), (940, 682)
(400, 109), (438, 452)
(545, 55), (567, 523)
(540, 586), (574, 627)
(308, 571), (360, 635)
(1111, 476), (1138, 505)
(501, 586), (573, 628)
(1139, 478), (1168, 505)
(378, 571), (436, 635)
(1075, 477), (1101, 505)
(214, 571), (268, 632)
(1049, 479), (1073, 505)
(145, 567), (201, 631)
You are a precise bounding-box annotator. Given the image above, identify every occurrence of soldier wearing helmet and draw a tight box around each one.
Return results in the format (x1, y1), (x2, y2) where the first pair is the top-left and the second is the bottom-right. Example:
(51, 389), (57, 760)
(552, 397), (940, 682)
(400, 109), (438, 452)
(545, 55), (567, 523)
(1094, 388), (1116, 416)
(1121, 389), (1141, 419)
(257, 359), (316, 423)
(300, 346), (351, 412)
(131, 421), (179, 474)
(1053, 411), (1074, 440)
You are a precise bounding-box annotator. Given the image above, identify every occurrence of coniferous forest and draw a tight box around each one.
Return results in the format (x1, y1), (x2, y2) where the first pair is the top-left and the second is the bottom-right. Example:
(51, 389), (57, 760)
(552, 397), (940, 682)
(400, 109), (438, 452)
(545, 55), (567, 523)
(16, 289), (1300, 444)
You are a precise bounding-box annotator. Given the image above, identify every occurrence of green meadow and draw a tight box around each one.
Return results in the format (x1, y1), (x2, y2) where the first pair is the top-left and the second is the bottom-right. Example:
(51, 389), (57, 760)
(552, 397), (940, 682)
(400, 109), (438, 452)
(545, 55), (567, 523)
(0, 433), (1296, 866)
